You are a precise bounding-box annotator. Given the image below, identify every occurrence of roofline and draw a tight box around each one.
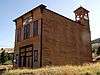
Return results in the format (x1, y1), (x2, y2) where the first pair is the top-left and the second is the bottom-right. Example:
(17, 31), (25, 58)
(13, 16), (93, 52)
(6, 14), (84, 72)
(13, 4), (87, 26)
(45, 8), (85, 26)
(74, 6), (89, 13)
(13, 4), (46, 22)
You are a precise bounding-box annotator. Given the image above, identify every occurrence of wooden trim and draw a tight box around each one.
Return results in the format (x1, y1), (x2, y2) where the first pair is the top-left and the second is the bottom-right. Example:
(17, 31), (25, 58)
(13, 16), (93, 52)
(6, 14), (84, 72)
(40, 18), (43, 67)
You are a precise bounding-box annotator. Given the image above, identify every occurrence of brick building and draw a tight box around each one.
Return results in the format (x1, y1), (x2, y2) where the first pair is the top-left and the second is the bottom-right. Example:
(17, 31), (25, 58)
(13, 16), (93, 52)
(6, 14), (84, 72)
(14, 4), (92, 68)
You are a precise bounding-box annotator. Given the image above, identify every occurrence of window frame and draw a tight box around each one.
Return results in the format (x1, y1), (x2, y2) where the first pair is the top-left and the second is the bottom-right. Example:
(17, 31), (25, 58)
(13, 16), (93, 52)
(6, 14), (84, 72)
(34, 50), (38, 62)
(23, 24), (30, 39)
(16, 28), (21, 42)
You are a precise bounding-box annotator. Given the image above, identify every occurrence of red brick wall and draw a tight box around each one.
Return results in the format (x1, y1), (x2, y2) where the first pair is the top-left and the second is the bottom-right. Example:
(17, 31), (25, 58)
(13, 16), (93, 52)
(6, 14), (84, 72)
(42, 9), (92, 66)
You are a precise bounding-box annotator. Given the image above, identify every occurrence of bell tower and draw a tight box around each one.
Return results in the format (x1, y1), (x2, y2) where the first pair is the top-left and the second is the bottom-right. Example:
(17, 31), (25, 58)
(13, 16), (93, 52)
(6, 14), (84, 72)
(74, 7), (89, 26)
(74, 7), (92, 63)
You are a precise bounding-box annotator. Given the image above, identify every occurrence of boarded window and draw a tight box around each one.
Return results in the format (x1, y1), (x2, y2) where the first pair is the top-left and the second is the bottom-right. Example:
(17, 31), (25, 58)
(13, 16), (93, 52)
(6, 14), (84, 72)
(20, 48), (26, 67)
(33, 20), (38, 36)
(19, 45), (33, 67)
(34, 50), (38, 62)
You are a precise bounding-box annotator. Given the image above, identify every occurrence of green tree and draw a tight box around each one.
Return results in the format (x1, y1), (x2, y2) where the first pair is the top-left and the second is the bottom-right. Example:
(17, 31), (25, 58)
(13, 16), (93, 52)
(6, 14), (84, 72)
(0, 50), (7, 64)
(0, 48), (13, 65)
(7, 53), (13, 60)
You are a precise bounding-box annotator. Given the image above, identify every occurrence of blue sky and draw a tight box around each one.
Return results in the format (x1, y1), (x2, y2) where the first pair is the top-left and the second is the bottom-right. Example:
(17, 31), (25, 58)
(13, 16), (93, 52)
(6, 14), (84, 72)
(0, 0), (100, 48)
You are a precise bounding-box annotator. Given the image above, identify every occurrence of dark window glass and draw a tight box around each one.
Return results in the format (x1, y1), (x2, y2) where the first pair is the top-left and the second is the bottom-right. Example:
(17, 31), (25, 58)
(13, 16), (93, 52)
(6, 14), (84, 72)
(34, 50), (38, 62)
(33, 20), (38, 36)
(24, 24), (30, 39)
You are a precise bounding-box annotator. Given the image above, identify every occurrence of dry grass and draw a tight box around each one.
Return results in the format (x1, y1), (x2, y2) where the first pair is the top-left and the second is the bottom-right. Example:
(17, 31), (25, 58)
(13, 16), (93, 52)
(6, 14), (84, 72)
(0, 65), (13, 70)
(4, 63), (100, 75)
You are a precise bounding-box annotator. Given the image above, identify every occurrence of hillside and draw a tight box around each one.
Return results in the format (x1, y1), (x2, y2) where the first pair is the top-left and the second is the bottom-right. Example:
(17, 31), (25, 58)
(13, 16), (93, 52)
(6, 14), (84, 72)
(91, 38), (100, 44)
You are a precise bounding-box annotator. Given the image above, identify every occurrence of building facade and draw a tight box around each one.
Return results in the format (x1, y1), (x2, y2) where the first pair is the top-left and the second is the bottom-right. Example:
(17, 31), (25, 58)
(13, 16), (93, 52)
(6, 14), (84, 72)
(14, 4), (92, 68)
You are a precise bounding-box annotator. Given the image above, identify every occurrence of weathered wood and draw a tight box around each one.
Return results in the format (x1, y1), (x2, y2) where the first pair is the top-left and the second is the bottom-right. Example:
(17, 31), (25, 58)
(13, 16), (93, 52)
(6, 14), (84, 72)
(14, 4), (92, 68)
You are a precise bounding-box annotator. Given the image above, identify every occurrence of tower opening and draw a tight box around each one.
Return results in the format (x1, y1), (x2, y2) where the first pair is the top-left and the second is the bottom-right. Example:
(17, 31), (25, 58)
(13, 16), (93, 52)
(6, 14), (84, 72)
(74, 7), (89, 25)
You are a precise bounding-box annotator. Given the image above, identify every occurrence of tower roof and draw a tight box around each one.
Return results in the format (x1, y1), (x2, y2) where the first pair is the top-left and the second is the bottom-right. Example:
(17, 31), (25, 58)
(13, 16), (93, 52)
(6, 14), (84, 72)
(74, 7), (89, 13)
